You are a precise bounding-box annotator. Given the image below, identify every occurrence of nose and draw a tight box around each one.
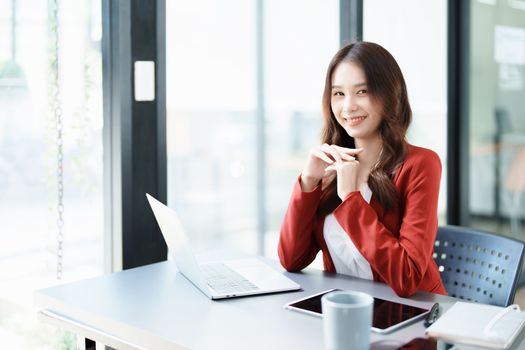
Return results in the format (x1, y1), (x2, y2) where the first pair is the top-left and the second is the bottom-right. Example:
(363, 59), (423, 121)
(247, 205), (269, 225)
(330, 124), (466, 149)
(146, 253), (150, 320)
(343, 95), (358, 112)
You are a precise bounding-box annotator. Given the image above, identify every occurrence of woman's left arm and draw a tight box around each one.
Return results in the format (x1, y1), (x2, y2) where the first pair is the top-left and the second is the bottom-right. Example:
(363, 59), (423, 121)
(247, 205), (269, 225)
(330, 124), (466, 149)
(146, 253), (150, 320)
(333, 151), (441, 297)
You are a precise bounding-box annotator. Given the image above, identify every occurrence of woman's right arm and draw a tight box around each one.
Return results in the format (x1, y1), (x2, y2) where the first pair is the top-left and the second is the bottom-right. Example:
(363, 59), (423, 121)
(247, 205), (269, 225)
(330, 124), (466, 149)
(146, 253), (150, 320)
(278, 144), (361, 271)
(278, 175), (323, 271)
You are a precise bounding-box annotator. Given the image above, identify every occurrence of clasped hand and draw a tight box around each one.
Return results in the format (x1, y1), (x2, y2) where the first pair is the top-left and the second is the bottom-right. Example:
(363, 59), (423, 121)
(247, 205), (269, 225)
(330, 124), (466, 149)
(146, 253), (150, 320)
(301, 144), (363, 201)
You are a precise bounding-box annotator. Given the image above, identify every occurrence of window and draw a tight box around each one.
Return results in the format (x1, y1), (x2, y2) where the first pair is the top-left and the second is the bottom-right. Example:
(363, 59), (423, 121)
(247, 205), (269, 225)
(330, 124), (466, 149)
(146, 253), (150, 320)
(467, 0), (525, 239)
(0, 0), (103, 347)
(166, 0), (257, 253)
(166, 0), (339, 258)
(363, 0), (448, 221)
(263, 0), (339, 256)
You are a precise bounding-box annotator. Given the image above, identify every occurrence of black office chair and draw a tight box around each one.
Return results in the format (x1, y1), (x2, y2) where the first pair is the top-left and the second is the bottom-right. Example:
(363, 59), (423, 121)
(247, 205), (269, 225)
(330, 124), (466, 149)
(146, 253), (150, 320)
(433, 225), (525, 306)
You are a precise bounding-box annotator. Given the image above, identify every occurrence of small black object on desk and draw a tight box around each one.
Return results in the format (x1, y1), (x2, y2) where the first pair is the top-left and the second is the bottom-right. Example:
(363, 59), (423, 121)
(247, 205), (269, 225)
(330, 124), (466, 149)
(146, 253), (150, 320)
(424, 303), (440, 327)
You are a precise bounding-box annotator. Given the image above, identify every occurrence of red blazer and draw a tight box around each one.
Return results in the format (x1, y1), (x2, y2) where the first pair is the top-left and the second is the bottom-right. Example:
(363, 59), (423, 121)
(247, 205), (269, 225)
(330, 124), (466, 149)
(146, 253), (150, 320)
(278, 144), (447, 297)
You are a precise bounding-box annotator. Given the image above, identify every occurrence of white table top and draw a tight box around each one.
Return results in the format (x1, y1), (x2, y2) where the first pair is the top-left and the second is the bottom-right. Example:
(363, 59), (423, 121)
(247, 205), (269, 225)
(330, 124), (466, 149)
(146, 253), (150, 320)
(34, 258), (525, 350)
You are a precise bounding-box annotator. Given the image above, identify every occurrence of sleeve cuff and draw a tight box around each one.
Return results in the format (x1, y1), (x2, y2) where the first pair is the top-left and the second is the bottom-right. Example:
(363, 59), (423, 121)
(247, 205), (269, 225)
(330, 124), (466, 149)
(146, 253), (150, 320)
(342, 190), (363, 203)
(293, 175), (322, 200)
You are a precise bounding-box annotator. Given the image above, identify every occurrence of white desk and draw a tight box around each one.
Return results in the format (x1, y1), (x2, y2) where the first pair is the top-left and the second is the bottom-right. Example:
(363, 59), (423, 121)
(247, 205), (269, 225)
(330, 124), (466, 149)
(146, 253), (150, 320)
(35, 259), (525, 349)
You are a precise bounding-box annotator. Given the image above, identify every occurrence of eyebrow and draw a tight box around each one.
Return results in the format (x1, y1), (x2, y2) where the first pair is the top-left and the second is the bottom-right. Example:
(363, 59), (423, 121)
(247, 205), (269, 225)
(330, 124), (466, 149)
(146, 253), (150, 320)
(331, 82), (367, 89)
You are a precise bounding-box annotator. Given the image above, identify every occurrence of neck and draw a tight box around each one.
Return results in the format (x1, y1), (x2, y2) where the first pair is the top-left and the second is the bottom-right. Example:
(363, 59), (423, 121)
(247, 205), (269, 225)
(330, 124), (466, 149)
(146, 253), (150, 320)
(354, 134), (383, 170)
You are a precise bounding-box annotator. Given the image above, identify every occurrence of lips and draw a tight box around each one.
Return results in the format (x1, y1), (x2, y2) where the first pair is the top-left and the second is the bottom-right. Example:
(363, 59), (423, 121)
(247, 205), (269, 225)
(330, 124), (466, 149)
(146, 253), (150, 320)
(343, 115), (367, 127)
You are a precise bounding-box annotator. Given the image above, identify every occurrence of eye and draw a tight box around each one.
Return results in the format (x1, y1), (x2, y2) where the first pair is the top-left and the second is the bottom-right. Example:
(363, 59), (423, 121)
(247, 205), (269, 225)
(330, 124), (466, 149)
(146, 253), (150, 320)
(356, 89), (367, 95)
(333, 91), (344, 96)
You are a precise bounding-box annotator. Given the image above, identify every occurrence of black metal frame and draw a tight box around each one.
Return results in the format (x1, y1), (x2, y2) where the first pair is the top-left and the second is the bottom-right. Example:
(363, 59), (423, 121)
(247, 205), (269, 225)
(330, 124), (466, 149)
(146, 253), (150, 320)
(340, 0), (363, 45)
(102, 0), (167, 271)
(446, 0), (470, 226)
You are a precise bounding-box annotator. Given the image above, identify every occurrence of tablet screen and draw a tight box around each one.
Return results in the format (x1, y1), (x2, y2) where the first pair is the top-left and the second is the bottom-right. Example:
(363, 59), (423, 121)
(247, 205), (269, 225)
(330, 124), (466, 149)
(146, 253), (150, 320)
(286, 289), (429, 332)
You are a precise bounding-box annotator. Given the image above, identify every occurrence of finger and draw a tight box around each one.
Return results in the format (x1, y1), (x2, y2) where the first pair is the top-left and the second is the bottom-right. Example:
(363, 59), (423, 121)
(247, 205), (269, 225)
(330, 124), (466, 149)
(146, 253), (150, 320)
(325, 162), (344, 172)
(324, 169), (335, 176)
(339, 153), (356, 161)
(312, 150), (334, 164)
(331, 145), (363, 155)
(331, 145), (364, 155)
(321, 144), (343, 164)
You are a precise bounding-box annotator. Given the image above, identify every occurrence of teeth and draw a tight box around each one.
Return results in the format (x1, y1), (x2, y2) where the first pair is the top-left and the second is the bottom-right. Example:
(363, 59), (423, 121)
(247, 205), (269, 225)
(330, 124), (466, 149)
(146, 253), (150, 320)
(344, 116), (367, 121)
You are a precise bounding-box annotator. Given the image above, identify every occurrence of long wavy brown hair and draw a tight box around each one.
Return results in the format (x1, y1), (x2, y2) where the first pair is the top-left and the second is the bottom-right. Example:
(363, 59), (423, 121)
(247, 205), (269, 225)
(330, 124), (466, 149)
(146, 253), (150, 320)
(319, 42), (412, 216)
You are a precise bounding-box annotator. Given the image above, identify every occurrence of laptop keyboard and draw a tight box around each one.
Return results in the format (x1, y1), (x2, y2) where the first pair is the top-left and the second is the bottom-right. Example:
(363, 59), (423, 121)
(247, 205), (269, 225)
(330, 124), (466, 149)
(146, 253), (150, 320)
(201, 263), (260, 294)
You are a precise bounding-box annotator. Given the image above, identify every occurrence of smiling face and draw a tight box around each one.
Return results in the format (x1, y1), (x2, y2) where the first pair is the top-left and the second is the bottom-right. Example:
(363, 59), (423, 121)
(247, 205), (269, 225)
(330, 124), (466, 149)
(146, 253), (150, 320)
(330, 61), (383, 141)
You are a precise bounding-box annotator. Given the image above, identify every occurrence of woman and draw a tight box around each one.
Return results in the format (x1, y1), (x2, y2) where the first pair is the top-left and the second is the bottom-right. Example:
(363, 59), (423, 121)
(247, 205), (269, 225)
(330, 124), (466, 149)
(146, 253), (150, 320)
(278, 42), (446, 297)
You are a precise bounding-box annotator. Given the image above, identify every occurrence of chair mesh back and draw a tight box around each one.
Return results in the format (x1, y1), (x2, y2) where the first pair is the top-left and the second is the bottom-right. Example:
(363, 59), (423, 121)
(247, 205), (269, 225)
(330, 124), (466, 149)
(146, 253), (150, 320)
(433, 226), (525, 306)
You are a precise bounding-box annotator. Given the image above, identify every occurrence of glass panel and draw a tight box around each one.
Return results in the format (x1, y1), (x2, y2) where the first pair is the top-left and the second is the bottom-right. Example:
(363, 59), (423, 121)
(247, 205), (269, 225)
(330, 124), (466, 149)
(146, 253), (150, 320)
(166, 0), (338, 257)
(0, 0), (103, 346)
(166, 0), (257, 253)
(264, 0), (339, 257)
(468, 0), (525, 239)
(363, 0), (448, 222)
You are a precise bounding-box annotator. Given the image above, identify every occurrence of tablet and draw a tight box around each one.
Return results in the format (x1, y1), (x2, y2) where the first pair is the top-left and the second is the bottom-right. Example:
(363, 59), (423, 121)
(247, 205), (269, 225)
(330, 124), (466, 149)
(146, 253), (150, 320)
(284, 289), (430, 334)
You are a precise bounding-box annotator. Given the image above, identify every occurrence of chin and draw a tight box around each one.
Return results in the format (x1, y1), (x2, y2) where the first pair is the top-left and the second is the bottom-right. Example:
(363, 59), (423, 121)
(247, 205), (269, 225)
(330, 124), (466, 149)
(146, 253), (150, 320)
(344, 128), (363, 139)
(344, 129), (375, 140)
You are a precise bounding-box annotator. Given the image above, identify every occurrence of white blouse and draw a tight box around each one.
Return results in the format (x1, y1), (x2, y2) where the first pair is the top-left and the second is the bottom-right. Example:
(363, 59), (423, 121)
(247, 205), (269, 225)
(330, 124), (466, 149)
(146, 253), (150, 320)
(323, 183), (374, 280)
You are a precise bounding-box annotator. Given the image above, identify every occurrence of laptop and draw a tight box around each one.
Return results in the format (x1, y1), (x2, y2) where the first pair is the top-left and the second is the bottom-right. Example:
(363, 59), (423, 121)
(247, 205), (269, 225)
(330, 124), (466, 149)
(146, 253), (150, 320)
(146, 194), (301, 299)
